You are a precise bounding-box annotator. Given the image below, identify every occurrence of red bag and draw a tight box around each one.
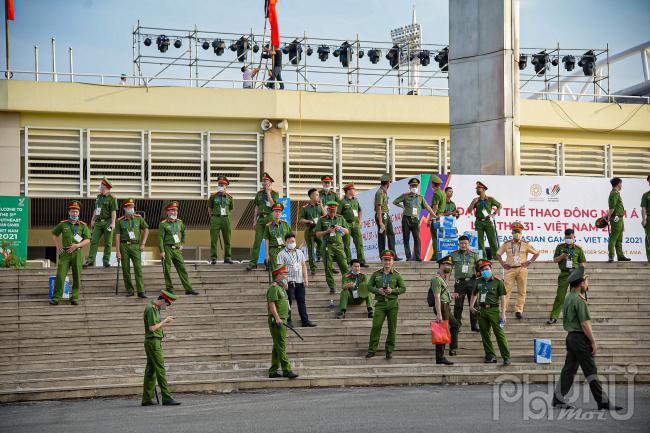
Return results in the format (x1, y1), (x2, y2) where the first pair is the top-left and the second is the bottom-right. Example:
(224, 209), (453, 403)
(430, 320), (451, 345)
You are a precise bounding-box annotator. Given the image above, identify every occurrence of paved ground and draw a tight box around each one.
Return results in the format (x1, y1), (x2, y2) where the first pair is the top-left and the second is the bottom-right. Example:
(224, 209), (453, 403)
(1, 385), (648, 433)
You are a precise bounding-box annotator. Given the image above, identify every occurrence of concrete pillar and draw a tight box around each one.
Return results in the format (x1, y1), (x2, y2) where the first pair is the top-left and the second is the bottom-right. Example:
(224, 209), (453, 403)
(0, 112), (21, 195)
(449, 0), (520, 175)
(263, 128), (284, 195)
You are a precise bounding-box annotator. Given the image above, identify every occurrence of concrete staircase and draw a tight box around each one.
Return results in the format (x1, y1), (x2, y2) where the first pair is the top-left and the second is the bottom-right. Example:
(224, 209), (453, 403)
(1, 261), (649, 402)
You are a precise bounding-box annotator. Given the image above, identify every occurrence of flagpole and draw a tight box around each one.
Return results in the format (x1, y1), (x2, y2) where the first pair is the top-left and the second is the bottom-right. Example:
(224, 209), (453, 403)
(5, 8), (9, 78)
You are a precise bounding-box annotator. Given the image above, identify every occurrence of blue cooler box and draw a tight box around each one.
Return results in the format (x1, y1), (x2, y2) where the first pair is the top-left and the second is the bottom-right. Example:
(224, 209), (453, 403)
(433, 216), (455, 229)
(463, 230), (479, 249)
(534, 338), (552, 364)
(48, 276), (70, 299)
(437, 250), (454, 260)
(438, 227), (458, 238)
(437, 238), (459, 252)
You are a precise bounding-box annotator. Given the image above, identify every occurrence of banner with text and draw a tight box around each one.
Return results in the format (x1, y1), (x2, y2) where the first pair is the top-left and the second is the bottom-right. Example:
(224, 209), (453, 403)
(0, 196), (29, 268)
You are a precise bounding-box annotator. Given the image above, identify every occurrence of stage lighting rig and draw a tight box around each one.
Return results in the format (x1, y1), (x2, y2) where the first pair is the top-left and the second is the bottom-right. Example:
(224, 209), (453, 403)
(386, 45), (401, 69)
(578, 50), (597, 76)
(212, 39), (226, 56)
(156, 35), (170, 53)
(368, 49), (381, 64)
(202, 40), (210, 50)
(562, 55), (576, 71)
(144, 37), (152, 47)
(284, 39), (303, 65)
(434, 47), (448, 72)
(173, 39), (182, 49)
(334, 41), (354, 67)
(518, 54), (527, 70)
(317, 45), (330, 62)
(531, 50), (549, 75)
(230, 36), (250, 62)
(418, 50), (431, 66)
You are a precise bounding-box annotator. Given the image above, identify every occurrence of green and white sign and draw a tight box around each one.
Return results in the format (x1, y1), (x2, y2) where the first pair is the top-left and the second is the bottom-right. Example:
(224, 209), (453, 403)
(0, 196), (28, 268)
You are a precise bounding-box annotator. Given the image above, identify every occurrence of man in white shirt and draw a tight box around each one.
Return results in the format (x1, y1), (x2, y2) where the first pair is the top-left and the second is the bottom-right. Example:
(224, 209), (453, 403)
(277, 233), (316, 328)
(241, 65), (260, 89)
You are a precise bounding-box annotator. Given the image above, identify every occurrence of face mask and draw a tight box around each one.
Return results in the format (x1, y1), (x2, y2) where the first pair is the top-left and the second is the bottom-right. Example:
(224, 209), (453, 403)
(69, 214), (79, 221)
(125, 207), (135, 215)
(476, 189), (482, 195)
(323, 186), (331, 192)
(443, 267), (452, 274)
(216, 186), (225, 193)
(565, 238), (575, 245)
(287, 241), (296, 250)
(351, 270), (359, 275)
(512, 232), (522, 240)
(168, 213), (177, 221)
(159, 303), (168, 311)
(280, 278), (288, 287)
(98, 184), (105, 193)
(481, 269), (492, 279)
(410, 187), (418, 194)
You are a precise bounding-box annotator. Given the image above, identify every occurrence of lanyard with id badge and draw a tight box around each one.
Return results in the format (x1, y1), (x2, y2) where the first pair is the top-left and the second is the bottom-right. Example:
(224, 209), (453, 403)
(565, 248), (575, 269)
(95, 196), (106, 216)
(272, 222), (285, 245)
(124, 218), (136, 240)
(511, 242), (522, 266)
(351, 275), (361, 299)
(479, 280), (493, 304)
(216, 195), (228, 216)
(310, 206), (319, 226)
(170, 222), (181, 244)
(459, 252), (471, 274)
(69, 223), (83, 243)
(480, 200), (490, 218)
(409, 195), (419, 218)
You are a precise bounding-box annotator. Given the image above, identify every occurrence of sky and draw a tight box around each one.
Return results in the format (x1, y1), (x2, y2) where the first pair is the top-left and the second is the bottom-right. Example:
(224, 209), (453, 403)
(2, 0), (649, 92)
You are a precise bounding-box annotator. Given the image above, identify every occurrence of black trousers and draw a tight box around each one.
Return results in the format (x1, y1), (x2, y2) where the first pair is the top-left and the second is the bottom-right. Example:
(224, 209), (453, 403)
(554, 332), (606, 405)
(402, 216), (421, 261)
(375, 214), (396, 254)
(454, 278), (478, 330)
(287, 282), (309, 324)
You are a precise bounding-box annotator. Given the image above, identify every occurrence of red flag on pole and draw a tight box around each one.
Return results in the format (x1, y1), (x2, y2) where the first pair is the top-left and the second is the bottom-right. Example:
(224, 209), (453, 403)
(268, 0), (279, 49)
(6, 0), (15, 21)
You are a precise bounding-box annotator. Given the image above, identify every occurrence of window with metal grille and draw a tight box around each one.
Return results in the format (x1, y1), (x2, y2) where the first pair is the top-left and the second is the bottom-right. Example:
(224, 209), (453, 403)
(208, 132), (260, 199)
(339, 136), (389, 192)
(520, 141), (560, 175)
(149, 130), (203, 198)
(285, 134), (336, 199)
(393, 137), (442, 180)
(87, 129), (144, 197)
(612, 145), (650, 178)
(563, 144), (606, 177)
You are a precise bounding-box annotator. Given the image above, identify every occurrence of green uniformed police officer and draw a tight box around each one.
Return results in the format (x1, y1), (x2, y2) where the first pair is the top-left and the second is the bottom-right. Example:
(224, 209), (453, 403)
(50, 201), (91, 305)
(470, 259), (511, 365)
(319, 175), (340, 209)
(248, 173), (280, 271)
(141, 289), (181, 406)
(450, 235), (481, 342)
(607, 177), (631, 262)
(267, 265), (299, 379)
(336, 259), (373, 319)
(429, 175), (447, 260)
(84, 177), (118, 268)
(339, 183), (367, 266)
(299, 188), (324, 275)
(393, 177), (434, 261)
(115, 198), (149, 298)
(430, 255), (455, 365)
(208, 176), (234, 265)
(375, 173), (400, 260)
(315, 201), (351, 294)
(552, 265), (623, 411)
(366, 249), (406, 359)
(547, 229), (587, 324)
(467, 181), (502, 260)
(443, 186), (460, 218)
(264, 203), (291, 271)
(642, 175), (650, 262)
(158, 201), (198, 295)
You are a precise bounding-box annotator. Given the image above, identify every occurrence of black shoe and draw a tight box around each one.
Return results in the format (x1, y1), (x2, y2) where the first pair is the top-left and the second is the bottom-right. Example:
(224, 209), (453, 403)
(484, 358), (497, 364)
(269, 372), (282, 378)
(552, 400), (574, 409)
(224, 259), (234, 264)
(449, 350), (457, 356)
(284, 371), (299, 379)
(336, 311), (345, 319)
(546, 318), (557, 325)
(608, 256), (614, 263)
(126, 292), (135, 297)
(82, 260), (92, 268)
(515, 312), (523, 320)
(597, 402), (624, 411)
(141, 400), (157, 406)
(310, 269), (316, 276)
(329, 287), (336, 295)
(49, 299), (59, 305)
(471, 326), (480, 332)
(367, 310), (374, 318)
(332, 268), (339, 274)
(365, 352), (375, 359)
(70, 300), (79, 306)
(138, 293), (148, 299)
(162, 400), (181, 406)
(287, 320), (294, 327)
(394, 257), (403, 261)
(210, 259), (217, 265)
(186, 290), (200, 295)
(618, 257), (631, 262)
(436, 358), (454, 365)
(385, 352), (393, 359)
(302, 321), (317, 327)
(265, 263), (270, 272)
(246, 265), (254, 271)
(503, 358), (512, 366)
(103, 263), (110, 268)
(360, 263), (369, 268)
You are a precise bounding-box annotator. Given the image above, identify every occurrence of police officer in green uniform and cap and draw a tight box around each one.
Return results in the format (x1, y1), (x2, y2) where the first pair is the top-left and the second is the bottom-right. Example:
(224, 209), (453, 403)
(429, 255), (455, 365)
(641, 175), (650, 262)
(208, 176), (234, 265)
(336, 259), (373, 319)
(607, 177), (631, 262)
(319, 175), (340, 209)
(84, 177), (118, 268)
(264, 203), (291, 271)
(141, 289), (181, 406)
(51, 201), (92, 305)
(315, 201), (351, 294)
(429, 175), (446, 260)
(470, 259), (511, 365)
(366, 249), (406, 359)
(393, 177), (435, 261)
(552, 265), (623, 411)
(159, 201), (199, 295)
(443, 186), (460, 218)
(450, 235), (481, 341)
(299, 188), (325, 275)
(547, 229), (587, 325)
(339, 183), (367, 267)
(375, 174), (401, 260)
(468, 181), (502, 260)
(115, 198), (149, 298)
(248, 173), (280, 271)
(266, 265), (299, 379)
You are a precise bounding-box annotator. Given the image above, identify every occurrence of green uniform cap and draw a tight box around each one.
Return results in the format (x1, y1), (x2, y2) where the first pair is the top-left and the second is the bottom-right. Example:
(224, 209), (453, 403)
(408, 177), (420, 186)
(437, 255), (453, 266)
(380, 173), (391, 182)
(101, 177), (113, 188)
(165, 200), (179, 210)
(68, 200), (82, 210)
(325, 200), (339, 207)
(159, 289), (177, 303)
(567, 265), (588, 284)
(321, 175), (334, 183)
(261, 172), (275, 182)
(431, 175), (443, 185)
(123, 198), (136, 207)
(380, 249), (396, 259)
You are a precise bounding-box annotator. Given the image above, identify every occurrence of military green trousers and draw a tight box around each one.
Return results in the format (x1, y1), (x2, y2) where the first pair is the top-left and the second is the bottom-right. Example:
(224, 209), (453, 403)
(433, 301), (458, 358)
(268, 245), (283, 271)
(210, 215), (232, 261)
(343, 221), (366, 264)
(429, 221), (438, 261)
(375, 214), (396, 254)
(339, 290), (373, 312)
(304, 228), (322, 272)
(646, 223), (650, 262)
(163, 246), (194, 294)
(250, 215), (271, 267)
(321, 243), (350, 290)
(475, 219), (499, 260)
(477, 307), (510, 360)
(87, 219), (113, 266)
(608, 217), (625, 258)
(549, 271), (571, 320)
(368, 298), (399, 353)
(120, 243), (144, 294)
(53, 250), (83, 302)
(403, 216), (421, 261)
(268, 316), (292, 376)
(142, 338), (173, 404)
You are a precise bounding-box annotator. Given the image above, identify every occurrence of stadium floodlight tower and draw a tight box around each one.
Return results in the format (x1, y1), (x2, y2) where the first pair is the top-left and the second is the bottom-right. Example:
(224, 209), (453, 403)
(390, 6), (421, 94)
